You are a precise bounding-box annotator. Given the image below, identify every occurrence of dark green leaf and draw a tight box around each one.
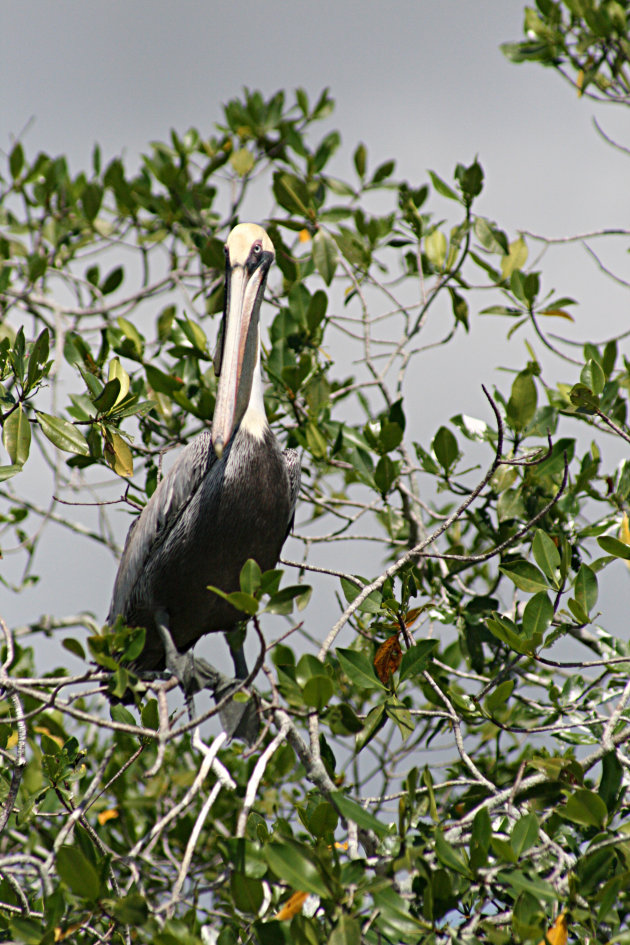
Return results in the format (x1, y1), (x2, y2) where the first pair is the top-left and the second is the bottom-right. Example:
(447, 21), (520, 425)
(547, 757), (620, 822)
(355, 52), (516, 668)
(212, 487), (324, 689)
(399, 640), (438, 681)
(511, 813), (539, 857)
(56, 845), (101, 900)
(433, 426), (459, 472)
(330, 791), (388, 837)
(562, 789), (607, 829)
(499, 560), (549, 594)
(263, 841), (331, 898)
(337, 648), (385, 690)
(532, 530), (561, 582)
(522, 592), (553, 638)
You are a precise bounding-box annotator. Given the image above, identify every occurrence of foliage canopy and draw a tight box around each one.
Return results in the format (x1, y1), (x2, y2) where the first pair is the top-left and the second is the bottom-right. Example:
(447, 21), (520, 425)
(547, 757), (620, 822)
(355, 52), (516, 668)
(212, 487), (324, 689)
(2, 3), (630, 942)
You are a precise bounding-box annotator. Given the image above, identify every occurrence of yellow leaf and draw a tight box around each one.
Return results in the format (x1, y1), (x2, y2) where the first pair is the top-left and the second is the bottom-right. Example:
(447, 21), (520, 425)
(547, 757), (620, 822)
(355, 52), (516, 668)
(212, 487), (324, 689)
(538, 912), (569, 945)
(576, 69), (584, 96)
(7, 731), (18, 749)
(33, 726), (64, 748)
(97, 808), (119, 825)
(104, 430), (133, 478)
(299, 228), (311, 243)
(425, 229), (447, 269)
(229, 148), (255, 177)
(501, 237), (528, 280)
(55, 921), (84, 941)
(539, 309), (574, 322)
(619, 512), (630, 571)
(275, 890), (308, 920)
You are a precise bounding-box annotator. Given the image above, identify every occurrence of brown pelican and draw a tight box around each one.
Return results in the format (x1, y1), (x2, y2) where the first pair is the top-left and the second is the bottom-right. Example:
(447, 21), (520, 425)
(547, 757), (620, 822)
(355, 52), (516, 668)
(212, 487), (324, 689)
(107, 223), (300, 740)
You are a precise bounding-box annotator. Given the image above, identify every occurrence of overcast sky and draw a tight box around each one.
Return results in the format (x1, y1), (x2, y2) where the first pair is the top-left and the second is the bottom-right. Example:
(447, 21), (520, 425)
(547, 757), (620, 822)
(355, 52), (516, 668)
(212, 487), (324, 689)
(2, 1), (628, 650)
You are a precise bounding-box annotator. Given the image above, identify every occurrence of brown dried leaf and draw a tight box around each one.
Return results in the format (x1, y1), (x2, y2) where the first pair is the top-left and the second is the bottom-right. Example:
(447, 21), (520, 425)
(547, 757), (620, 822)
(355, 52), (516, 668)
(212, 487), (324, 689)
(374, 634), (402, 684)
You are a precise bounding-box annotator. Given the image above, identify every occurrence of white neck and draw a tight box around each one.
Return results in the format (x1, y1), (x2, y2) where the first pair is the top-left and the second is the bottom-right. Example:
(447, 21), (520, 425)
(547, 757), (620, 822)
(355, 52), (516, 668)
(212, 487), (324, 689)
(240, 334), (268, 440)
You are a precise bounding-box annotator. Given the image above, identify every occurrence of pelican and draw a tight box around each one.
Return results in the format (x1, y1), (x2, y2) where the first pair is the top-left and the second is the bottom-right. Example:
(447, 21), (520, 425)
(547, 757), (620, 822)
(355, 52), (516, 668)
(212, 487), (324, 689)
(107, 223), (300, 740)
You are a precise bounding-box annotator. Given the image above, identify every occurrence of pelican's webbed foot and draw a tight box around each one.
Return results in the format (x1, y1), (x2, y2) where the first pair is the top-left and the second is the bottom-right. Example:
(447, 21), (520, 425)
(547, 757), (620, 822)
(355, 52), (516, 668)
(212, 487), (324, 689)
(155, 611), (259, 745)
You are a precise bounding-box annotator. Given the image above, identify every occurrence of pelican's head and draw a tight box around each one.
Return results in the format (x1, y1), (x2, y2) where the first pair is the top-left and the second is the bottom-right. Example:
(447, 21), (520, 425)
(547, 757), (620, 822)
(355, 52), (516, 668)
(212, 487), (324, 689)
(212, 223), (275, 458)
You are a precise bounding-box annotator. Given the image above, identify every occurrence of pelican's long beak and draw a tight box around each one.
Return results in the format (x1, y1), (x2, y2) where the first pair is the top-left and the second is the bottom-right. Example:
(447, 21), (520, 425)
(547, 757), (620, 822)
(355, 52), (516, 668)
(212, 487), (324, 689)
(212, 224), (274, 458)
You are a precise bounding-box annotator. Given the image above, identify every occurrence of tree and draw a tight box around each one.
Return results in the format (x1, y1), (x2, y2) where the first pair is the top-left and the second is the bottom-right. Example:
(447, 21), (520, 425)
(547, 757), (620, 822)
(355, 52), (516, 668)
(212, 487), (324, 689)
(2, 4), (630, 941)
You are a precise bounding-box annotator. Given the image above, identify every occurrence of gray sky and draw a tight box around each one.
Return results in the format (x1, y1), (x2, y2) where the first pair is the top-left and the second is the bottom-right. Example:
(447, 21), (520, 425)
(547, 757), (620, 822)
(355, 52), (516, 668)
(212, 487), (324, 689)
(2, 1), (628, 648)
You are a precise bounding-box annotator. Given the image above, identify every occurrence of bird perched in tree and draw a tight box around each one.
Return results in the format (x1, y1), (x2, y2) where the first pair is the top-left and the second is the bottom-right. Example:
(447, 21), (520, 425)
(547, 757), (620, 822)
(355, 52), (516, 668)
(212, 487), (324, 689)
(107, 223), (300, 740)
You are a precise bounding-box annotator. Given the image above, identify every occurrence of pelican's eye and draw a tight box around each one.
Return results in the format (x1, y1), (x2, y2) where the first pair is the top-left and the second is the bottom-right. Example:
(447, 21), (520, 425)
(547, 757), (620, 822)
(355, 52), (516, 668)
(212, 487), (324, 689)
(252, 241), (262, 255)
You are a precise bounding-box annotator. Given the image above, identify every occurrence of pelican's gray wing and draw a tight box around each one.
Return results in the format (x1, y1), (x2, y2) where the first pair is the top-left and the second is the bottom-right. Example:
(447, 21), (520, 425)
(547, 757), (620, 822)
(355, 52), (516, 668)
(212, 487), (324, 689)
(108, 430), (216, 623)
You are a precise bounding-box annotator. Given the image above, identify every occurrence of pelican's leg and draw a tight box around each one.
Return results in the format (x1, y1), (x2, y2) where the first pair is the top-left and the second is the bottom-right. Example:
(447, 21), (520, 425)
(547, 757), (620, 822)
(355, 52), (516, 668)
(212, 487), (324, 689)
(154, 609), (258, 744)
(226, 624), (248, 678)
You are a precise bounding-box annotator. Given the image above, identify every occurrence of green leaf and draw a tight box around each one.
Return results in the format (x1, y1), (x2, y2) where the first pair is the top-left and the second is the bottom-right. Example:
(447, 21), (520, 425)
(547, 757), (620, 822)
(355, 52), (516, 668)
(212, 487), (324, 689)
(36, 412), (90, 456)
(581, 358), (605, 395)
(432, 426), (459, 473)
(532, 530), (561, 582)
(263, 841), (331, 898)
(374, 455), (400, 495)
(337, 648), (385, 691)
(116, 319), (144, 359)
(208, 586), (259, 616)
(356, 704), (386, 752)
(0, 463), (24, 481)
(145, 364), (183, 394)
(101, 266), (124, 295)
(308, 802), (339, 839)
(231, 872), (263, 914)
(597, 535), (630, 561)
(499, 560), (549, 593)
(240, 558), (262, 595)
(506, 371), (537, 431)
(330, 791), (388, 837)
(435, 830), (471, 876)
(108, 893), (148, 926)
(312, 230), (337, 285)
(339, 576), (381, 613)
(93, 378), (122, 414)
(599, 751), (623, 813)
(273, 172), (310, 216)
(487, 614), (537, 655)
(353, 143), (367, 178)
(561, 788), (607, 829)
(573, 564), (598, 616)
(570, 383), (599, 413)
(511, 813), (539, 856)
(3, 405), (31, 465)
(62, 637), (86, 660)
(485, 678), (514, 713)
(9, 142), (24, 179)
(522, 592), (553, 638)
(386, 698), (414, 741)
(328, 915), (361, 945)
(56, 845), (101, 900)
(302, 675), (334, 710)
(399, 640), (438, 681)
(81, 181), (103, 221)
(429, 170), (460, 202)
